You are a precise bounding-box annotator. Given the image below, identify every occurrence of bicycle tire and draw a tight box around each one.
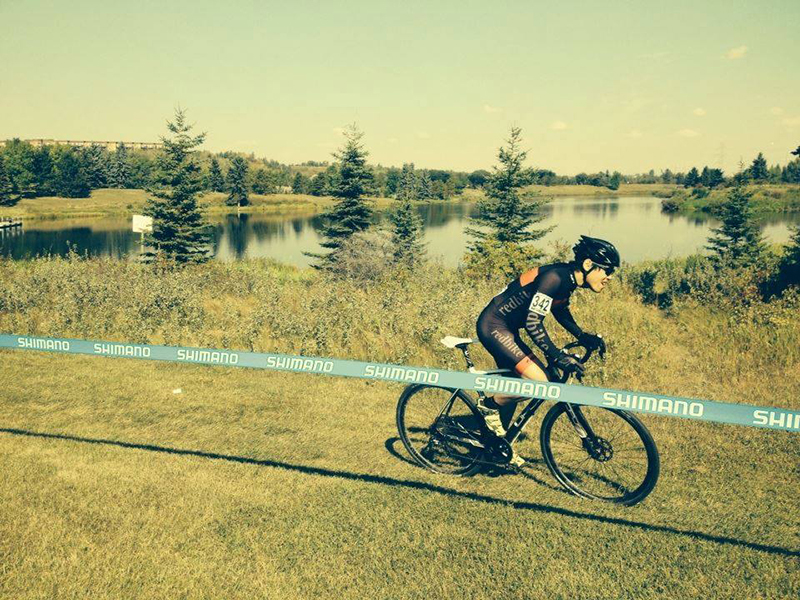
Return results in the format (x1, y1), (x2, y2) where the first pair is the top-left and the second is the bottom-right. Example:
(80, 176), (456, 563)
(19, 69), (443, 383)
(540, 403), (660, 505)
(396, 384), (485, 476)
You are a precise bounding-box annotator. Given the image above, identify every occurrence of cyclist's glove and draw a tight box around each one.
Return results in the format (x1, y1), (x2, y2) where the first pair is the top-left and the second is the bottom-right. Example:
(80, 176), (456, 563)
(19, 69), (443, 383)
(578, 332), (606, 357)
(553, 352), (585, 377)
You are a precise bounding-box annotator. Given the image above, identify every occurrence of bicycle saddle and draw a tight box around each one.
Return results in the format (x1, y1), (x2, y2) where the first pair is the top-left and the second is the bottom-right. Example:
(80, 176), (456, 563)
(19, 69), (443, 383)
(440, 336), (476, 349)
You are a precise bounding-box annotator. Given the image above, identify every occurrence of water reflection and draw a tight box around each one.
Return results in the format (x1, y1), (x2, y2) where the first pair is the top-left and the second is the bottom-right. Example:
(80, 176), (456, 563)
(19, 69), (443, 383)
(2, 197), (798, 266)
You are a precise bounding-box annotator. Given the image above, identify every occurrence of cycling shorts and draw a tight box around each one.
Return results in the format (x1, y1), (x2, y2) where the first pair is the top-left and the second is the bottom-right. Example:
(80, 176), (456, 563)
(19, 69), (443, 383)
(476, 305), (546, 376)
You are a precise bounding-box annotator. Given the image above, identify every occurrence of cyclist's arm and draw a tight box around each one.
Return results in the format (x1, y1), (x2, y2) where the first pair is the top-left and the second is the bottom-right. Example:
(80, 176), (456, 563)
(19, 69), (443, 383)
(552, 304), (584, 339)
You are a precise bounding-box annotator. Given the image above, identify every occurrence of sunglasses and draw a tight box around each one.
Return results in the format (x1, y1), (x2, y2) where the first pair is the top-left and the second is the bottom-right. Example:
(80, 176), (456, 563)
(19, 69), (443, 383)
(593, 263), (615, 276)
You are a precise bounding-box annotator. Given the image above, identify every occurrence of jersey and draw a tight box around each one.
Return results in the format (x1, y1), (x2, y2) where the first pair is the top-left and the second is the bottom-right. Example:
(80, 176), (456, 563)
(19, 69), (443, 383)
(476, 263), (583, 374)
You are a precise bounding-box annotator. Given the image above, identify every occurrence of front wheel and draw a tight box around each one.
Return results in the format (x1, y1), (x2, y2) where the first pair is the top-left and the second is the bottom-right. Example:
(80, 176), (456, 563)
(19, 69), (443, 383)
(540, 403), (660, 505)
(396, 384), (485, 476)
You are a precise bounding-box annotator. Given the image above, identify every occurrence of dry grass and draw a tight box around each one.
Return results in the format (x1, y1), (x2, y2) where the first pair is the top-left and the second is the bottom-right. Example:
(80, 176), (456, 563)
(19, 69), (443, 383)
(0, 257), (798, 598)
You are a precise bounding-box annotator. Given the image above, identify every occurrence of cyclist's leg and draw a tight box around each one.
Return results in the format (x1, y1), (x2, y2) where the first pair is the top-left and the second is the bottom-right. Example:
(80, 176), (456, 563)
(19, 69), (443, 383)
(494, 333), (549, 407)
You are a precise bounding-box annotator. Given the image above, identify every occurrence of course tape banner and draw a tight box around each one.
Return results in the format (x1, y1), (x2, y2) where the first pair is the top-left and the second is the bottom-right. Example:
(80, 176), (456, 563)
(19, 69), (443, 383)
(1, 334), (799, 433)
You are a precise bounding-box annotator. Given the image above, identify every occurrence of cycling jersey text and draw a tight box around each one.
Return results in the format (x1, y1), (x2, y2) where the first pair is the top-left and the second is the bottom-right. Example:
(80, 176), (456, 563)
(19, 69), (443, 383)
(177, 349), (240, 365)
(475, 376), (561, 399)
(363, 365), (440, 384)
(265, 356), (334, 373)
(752, 409), (800, 430)
(602, 392), (704, 417)
(17, 337), (70, 351)
(94, 343), (151, 358)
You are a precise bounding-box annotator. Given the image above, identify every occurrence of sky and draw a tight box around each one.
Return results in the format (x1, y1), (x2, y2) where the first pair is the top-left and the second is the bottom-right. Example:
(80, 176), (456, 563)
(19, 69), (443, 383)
(1, 0), (799, 175)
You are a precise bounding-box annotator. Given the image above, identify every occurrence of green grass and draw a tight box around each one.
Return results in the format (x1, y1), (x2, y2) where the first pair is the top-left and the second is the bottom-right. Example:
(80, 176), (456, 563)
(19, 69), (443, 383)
(663, 184), (800, 216)
(0, 184), (682, 222)
(0, 258), (798, 598)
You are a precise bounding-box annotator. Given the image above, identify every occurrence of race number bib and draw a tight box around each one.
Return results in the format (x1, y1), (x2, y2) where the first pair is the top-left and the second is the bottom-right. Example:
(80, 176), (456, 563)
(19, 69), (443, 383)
(529, 292), (553, 316)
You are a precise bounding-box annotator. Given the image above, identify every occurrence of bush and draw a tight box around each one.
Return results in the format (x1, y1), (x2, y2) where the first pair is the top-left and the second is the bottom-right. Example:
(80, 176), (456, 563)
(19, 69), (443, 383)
(325, 229), (396, 282)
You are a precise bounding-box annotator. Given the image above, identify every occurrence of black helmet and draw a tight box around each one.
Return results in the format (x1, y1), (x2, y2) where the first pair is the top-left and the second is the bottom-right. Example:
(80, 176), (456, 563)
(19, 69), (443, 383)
(572, 235), (620, 273)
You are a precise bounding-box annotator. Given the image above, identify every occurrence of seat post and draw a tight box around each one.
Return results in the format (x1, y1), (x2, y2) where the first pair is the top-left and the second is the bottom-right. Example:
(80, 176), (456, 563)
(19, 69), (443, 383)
(461, 346), (475, 370)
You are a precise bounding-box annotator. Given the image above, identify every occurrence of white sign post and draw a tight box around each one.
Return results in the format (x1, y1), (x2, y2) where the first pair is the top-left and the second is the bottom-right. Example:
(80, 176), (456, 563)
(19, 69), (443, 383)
(132, 215), (153, 246)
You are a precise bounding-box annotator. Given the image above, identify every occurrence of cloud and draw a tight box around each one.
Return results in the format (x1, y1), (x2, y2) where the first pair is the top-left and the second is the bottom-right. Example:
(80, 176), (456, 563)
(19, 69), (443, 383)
(677, 129), (700, 138)
(387, 137), (398, 144)
(627, 129), (643, 138)
(550, 121), (568, 131)
(416, 131), (431, 139)
(623, 97), (649, 112)
(483, 104), (502, 114)
(693, 108), (706, 116)
(783, 116), (800, 127)
(725, 45), (748, 59)
(771, 107), (784, 116)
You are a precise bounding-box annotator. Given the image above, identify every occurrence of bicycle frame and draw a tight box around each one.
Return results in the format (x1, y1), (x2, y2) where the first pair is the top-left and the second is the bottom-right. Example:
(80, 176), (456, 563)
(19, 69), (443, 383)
(455, 341), (597, 445)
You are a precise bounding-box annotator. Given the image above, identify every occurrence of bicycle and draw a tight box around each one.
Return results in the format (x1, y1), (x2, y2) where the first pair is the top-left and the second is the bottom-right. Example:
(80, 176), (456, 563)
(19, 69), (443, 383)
(395, 336), (660, 506)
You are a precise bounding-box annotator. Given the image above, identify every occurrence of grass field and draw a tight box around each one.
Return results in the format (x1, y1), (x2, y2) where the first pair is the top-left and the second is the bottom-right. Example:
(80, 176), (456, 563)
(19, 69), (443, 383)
(0, 184), (681, 221)
(0, 258), (798, 598)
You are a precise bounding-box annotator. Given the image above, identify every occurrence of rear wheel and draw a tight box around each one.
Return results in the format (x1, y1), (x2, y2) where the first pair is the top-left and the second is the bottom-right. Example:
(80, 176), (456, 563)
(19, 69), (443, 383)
(540, 403), (660, 505)
(396, 385), (485, 476)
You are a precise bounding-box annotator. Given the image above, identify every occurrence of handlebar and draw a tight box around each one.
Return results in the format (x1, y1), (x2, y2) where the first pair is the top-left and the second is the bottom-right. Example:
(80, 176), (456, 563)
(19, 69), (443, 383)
(549, 341), (600, 383)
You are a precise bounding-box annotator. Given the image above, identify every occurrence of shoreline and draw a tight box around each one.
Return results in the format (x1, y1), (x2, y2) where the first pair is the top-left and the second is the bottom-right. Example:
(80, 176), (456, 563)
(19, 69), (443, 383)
(0, 184), (679, 222)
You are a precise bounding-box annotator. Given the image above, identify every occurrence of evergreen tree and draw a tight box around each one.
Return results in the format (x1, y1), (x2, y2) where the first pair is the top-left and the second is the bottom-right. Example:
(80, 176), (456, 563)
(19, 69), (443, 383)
(31, 146), (54, 196)
(0, 156), (20, 206)
(308, 173), (328, 196)
(143, 108), (209, 264)
(750, 152), (768, 181)
(793, 146), (800, 157)
(608, 171), (622, 190)
(305, 124), (374, 269)
(109, 142), (130, 188)
(53, 148), (91, 198)
(660, 169), (674, 184)
(390, 198), (425, 266)
(385, 168), (401, 196)
(292, 172), (309, 194)
(227, 156), (250, 206)
(207, 157), (225, 192)
(250, 168), (275, 195)
(773, 225), (800, 293)
(397, 163), (417, 200)
(464, 127), (552, 277)
(684, 167), (700, 187)
(705, 179), (766, 267)
(783, 160), (800, 184)
(83, 144), (109, 188)
(417, 170), (433, 199)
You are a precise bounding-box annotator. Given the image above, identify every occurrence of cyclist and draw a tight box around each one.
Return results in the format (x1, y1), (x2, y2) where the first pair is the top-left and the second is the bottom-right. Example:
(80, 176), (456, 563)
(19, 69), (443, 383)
(475, 235), (620, 466)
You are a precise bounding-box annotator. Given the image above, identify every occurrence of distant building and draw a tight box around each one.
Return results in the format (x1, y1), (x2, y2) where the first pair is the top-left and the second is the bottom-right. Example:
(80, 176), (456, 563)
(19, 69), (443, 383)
(0, 139), (164, 151)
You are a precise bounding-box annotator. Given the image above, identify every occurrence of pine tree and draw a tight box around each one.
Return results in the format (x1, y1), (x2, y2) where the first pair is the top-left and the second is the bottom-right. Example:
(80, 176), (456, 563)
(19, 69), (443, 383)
(53, 148), (91, 198)
(684, 167), (700, 187)
(226, 156), (250, 206)
(705, 179), (766, 267)
(305, 124), (374, 269)
(417, 170), (433, 199)
(292, 172), (308, 194)
(397, 163), (417, 201)
(0, 156), (20, 206)
(750, 152), (768, 181)
(464, 128), (552, 278)
(207, 157), (225, 192)
(774, 225), (800, 293)
(466, 127), (551, 248)
(109, 142), (130, 188)
(83, 144), (109, 189)
(390, 198), (425, 266)
(143, 108), (209, 264)
(31, 146), (54, 196)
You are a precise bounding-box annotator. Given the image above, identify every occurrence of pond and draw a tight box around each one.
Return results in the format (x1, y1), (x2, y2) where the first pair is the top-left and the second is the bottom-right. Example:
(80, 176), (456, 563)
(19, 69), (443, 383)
(1, 197), (798, 266)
